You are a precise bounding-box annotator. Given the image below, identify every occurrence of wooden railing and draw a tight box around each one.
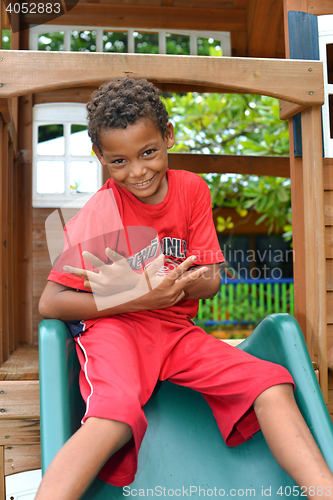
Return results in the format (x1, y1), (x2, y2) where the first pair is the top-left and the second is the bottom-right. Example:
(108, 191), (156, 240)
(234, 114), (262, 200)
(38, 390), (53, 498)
(196, 278), (294, 328)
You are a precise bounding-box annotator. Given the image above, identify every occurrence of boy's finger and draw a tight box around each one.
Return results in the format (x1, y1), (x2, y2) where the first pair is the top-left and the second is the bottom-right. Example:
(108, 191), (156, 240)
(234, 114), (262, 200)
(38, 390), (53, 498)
(63, 265), (89, 279)
(168, 255), (197, 281)
(82, 251), (105, 269)
(63, 265), (99, 283)
(105, 247), (126, 262)
(175, 266), (208, 287)
(172, 290), (186, 305)
(145, 254), (165, 277)
(83, 280), (92, 291)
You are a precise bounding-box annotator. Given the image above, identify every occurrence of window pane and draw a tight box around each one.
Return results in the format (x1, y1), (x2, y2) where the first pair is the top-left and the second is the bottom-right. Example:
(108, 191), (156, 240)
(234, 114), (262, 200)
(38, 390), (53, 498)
(103, 31), (128, 53)
(329, 94), (333, 139)
(37, 125), (64, 155)
(70, 161), (98, 193)
(37, 161), (65, 194)
(166, 34), (190, 55)
(327, 44), (333, 85)
(134, 32), (159, 54)
(70, 125), (92, 156)
(38, 32), (64, 51)
(197, 37), (222, 57)
(71, 30), (97, 52)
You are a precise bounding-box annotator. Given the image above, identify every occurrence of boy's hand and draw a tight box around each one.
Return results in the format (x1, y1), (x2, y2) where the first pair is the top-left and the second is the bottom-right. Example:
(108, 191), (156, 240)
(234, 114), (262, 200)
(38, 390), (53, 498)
(63, 248), (140, 295)
(134, 254), (208, 309)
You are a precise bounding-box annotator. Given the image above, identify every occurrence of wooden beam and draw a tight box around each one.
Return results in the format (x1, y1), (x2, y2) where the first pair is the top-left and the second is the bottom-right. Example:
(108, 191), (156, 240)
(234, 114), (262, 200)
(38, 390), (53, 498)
(0, 0), (2, 51)
(0, 381), (39, 419)
(168, 153), (290, 177)
(323, 158), (333, 190)
(0, 446), (4, 500)
(4, 444), (41, 476)
(306, 0), (333, 16)
(34, 82), (258, 105)
(0, 419), (40, 446)
(1, 122), (9, 365)
(21, 4), (246, 31)
(17, 94), (33, 345)
(0, 99), (17, 158)
(301, 106), (327, 400)
(1, 1), (10, 30)
(0, 51), (324, 106)
(0, 346), (38, 381)
(279, 99), (307, 120)
(247, 0), (284, 58)
(288, 125), (306, 340)
(0, 118), (3, 367)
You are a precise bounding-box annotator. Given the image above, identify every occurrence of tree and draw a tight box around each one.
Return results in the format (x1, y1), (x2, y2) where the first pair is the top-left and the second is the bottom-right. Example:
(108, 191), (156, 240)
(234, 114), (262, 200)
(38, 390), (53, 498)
(161, 92), (291, 238)
(33, 30), (292, 237)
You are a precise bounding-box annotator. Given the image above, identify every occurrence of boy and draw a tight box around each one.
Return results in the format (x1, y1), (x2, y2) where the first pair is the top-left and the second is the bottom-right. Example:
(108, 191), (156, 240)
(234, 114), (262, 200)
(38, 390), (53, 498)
(36, 78), (333, 500)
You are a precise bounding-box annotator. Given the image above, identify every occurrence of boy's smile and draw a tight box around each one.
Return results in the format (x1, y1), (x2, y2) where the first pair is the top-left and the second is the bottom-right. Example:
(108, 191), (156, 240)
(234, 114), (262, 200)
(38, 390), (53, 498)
(93, 119), (175, 205)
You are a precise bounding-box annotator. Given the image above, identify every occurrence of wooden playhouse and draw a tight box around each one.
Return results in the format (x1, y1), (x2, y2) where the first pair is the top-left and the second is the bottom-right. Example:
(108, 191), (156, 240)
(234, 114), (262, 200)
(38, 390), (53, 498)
(0, 0), (333, 497)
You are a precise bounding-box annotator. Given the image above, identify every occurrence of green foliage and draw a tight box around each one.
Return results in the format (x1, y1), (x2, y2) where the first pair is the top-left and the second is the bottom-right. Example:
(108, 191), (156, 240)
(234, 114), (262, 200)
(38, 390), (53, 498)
(161, 93), (288, 156)
(36, 30), (222, 56)
(161, 92), (291, 236)
(34, 31), (291, 238)
(2, 30), (10, 49)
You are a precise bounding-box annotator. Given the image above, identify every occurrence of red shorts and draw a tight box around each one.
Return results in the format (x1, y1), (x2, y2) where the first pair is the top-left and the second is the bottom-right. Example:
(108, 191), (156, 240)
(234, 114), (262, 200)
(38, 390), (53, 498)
(75, 313), (294, 487)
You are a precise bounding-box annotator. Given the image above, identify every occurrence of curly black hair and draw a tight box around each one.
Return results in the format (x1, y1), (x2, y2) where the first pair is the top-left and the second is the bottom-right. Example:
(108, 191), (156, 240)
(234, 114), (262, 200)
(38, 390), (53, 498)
(86, 77), (169, 153)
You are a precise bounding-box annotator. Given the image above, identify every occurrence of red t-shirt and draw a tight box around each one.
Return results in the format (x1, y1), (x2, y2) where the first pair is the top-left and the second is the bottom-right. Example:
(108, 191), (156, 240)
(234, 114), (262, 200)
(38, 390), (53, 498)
(48, 169), (224, 326)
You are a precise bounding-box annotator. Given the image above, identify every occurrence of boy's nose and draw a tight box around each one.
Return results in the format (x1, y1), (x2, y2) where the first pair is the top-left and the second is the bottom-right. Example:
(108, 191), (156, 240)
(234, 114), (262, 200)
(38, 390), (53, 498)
(129, 163), (147, 179)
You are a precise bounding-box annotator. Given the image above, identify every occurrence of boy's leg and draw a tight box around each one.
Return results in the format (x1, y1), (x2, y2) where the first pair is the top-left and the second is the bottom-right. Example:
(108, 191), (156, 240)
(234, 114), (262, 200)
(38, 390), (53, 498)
(254, 384), (333, 499)
(161, 324), (333, 499)
(35, 417), (132, 500)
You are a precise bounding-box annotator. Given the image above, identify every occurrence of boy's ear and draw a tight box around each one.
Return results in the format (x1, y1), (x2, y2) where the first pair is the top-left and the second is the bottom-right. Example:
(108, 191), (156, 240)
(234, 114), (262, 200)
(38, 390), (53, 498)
(165, 122), (175, 150)
(92, 144), (106, 166)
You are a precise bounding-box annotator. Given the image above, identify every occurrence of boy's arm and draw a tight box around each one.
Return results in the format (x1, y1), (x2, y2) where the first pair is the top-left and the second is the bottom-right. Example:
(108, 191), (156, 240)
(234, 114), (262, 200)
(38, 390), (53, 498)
(181, 263), (221, 300)
(39, 255), (208, 321)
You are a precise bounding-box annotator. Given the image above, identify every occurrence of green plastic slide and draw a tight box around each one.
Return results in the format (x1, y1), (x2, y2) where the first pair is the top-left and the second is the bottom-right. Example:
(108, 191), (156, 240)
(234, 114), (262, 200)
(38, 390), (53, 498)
(38, 314), (333, 499)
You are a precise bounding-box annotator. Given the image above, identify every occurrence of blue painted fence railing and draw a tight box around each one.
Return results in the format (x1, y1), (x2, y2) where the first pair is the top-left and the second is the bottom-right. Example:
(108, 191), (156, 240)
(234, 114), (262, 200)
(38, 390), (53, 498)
(196, 278), (294, 327)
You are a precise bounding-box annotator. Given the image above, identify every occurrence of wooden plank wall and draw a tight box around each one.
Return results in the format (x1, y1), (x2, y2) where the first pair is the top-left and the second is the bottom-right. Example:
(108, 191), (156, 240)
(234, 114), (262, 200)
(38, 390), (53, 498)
(33, 208), (54, 343)
(324, 158), (333, 355)
(0, 100), (20, 365)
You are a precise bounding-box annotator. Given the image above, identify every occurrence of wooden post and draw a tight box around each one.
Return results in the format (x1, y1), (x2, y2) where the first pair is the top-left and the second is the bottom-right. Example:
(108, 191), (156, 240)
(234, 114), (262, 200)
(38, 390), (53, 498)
(0, 446), (5, 500)
(282, 0), (308, 338)
(17, 94), (33, 345)
(287, 123), (306, 335)
(1, 120), (9, 365)
(0, 0), (2, 51)
(301, 105), (328, 400)
(16, 22), (33, 346)
(0, 116), (3, 367)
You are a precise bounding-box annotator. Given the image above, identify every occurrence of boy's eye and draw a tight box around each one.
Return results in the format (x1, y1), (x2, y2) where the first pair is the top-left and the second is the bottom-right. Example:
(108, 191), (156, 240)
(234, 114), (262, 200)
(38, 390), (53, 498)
(143, 149), (156, 156)
(112, 158), (125, 165)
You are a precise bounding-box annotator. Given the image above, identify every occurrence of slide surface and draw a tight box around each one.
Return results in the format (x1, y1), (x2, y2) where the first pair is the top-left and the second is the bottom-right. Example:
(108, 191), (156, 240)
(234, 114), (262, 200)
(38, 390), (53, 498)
(39, 314), (333, 499)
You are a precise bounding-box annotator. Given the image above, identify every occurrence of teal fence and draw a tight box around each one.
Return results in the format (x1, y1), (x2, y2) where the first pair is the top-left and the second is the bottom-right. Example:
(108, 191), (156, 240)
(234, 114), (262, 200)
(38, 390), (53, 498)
(196, 278), (294, 327)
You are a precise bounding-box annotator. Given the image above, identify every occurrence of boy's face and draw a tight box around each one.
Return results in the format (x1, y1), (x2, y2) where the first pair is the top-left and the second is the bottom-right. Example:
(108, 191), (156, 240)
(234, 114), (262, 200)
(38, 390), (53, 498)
(93, 119), (175, 205)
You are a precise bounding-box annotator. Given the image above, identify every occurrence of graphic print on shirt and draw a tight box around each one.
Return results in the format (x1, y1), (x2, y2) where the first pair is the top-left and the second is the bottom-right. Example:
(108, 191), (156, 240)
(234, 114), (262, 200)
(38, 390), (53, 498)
(127, 236), (188, 274)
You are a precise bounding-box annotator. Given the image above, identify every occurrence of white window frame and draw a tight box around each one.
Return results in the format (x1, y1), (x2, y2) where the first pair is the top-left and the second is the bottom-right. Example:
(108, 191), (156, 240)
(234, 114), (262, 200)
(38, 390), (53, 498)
(318, 14), (333, 158)
(29, 25), (231, 56)
(33, 103), (102, 208)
